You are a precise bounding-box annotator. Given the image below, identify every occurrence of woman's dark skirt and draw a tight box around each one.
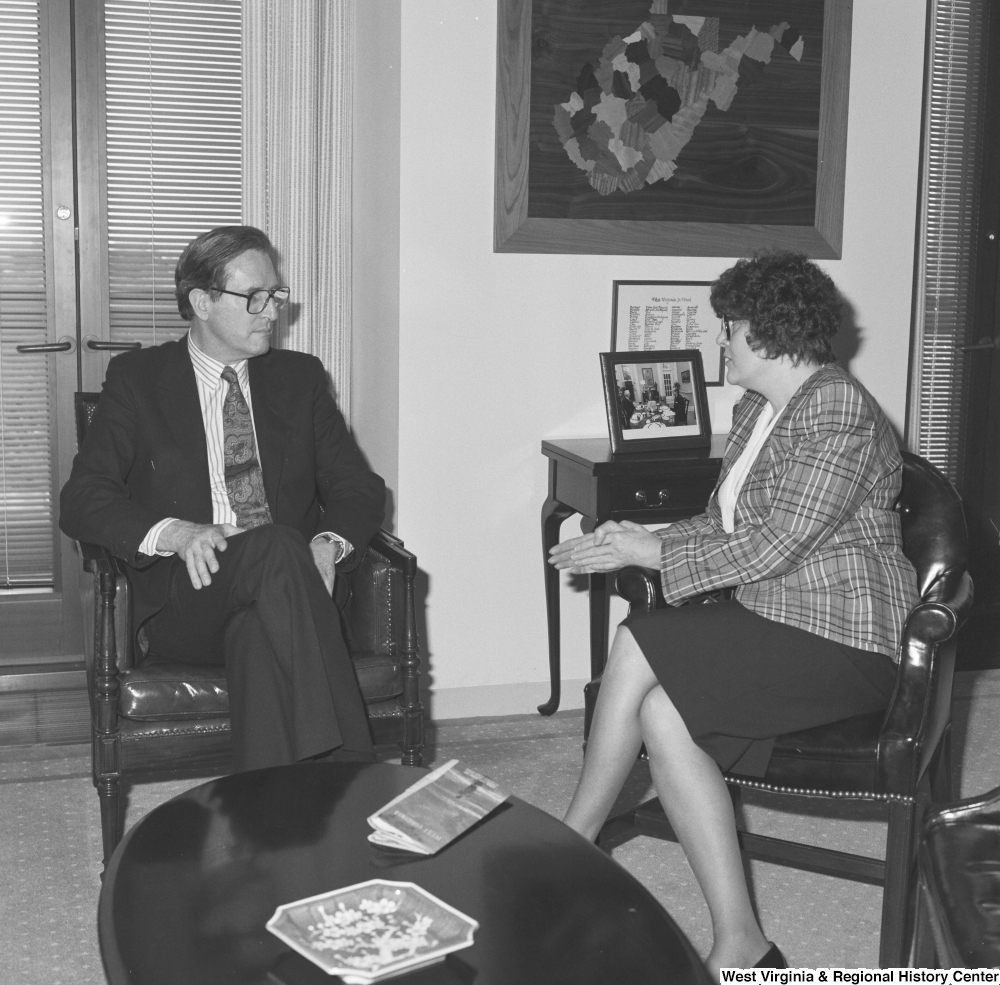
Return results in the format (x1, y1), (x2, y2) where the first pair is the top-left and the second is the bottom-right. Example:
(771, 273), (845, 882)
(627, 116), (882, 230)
(622, 600), (898, 778)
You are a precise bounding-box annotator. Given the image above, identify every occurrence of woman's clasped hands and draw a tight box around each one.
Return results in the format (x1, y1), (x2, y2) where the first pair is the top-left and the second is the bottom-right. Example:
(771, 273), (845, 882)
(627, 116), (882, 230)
(548, 519), (662, 574)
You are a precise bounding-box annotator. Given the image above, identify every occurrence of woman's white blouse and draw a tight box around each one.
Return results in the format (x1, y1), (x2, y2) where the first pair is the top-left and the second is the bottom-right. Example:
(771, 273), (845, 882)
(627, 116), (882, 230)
(717, 402), (784, 533)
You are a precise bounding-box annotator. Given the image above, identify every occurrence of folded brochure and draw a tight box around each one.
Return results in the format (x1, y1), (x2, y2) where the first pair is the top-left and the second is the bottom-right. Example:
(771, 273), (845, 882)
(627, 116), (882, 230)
(367, 759), (509, 854)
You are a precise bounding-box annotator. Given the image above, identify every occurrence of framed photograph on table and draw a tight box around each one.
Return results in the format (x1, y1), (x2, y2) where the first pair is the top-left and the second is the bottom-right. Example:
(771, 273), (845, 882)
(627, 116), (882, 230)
(611, 281), (726, 386)
(601, 349), (711, 454)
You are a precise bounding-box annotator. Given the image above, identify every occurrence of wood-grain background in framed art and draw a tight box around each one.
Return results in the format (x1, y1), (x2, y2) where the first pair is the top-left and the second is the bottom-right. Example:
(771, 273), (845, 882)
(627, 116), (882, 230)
(494, 0), (850, 257)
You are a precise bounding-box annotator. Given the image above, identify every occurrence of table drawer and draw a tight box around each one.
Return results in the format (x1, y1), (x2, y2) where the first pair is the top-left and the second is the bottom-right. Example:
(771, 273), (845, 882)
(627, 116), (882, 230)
(610, 472), (717, 514)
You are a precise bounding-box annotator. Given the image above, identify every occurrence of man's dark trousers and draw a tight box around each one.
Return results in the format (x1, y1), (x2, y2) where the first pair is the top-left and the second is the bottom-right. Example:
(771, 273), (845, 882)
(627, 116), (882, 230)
(143, 523), (374, 771)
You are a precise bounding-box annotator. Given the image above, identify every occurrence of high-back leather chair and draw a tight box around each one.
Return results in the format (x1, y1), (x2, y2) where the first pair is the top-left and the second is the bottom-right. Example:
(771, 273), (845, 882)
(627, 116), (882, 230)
(599, 451), (973, 967)
(74, 392), (423, 868)
(912, 783), (1000, 967)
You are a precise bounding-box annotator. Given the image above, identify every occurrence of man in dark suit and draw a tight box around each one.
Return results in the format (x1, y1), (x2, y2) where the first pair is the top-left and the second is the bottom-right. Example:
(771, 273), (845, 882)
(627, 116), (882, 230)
(59, 226), (385, 771)
(672, 383), (689, 426)
(619, 388), (636, 429)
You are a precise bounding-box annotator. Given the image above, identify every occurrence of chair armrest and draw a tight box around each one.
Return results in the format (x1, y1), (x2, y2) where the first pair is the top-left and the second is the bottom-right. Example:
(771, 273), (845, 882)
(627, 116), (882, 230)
(368, 528), (417, 578)
(877, 571), (974, 792)
(615, 566), (664, 612)
(340, 530), (417, 658)
(80, 540), (118, 575)
(79, 541), (136, 671)
(615, 566), (731, 611)
(882, 573), (974, 738)
(339, 531), (421, 749)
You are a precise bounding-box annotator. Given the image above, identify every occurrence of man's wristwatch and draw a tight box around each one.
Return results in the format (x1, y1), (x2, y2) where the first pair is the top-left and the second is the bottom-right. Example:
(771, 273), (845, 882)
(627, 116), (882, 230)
(312, 531), (346, 564)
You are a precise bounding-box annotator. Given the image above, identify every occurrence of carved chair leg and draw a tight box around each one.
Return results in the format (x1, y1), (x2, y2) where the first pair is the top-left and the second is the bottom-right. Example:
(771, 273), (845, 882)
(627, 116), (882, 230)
(399, 564), (423, 767)
(98, 775), (121, 869)
(401, 701), (423, 767)
(909, 877), (939, 968)
(93, 567), (123, 870)
(880, 799), (916, 967)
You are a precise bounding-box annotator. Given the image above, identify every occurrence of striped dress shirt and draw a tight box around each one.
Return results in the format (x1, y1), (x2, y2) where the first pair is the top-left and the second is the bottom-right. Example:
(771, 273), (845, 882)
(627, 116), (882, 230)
(655, 364), (919, 658)
(139, 335), (348, 559)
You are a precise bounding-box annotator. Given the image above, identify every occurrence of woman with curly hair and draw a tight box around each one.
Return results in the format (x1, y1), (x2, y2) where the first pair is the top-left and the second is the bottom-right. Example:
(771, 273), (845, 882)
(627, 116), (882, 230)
(550, 251), (918, 977)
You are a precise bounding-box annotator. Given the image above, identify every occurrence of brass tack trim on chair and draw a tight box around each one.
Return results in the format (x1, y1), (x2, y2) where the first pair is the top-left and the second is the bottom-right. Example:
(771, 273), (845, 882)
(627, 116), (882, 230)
(727, 776), (915, 804)
(120, 724), (232, 739)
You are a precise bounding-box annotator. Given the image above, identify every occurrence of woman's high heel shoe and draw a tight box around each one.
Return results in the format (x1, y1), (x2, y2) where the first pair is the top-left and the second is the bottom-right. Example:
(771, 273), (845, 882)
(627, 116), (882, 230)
(754, 943), (787, 968)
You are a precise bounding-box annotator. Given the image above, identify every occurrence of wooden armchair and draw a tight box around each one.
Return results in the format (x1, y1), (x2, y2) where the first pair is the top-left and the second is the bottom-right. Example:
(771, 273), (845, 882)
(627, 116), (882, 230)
(74, 392), (423, 868)
(598, 451), (973, 966)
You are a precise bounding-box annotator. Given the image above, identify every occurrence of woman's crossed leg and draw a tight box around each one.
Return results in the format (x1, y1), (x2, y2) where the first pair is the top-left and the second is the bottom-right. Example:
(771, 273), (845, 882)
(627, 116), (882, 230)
(562, 625), (770, 979)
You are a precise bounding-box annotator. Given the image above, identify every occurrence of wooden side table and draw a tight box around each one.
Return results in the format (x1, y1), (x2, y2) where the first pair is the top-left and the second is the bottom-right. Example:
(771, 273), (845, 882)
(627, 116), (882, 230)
(539, 436), (725, 715)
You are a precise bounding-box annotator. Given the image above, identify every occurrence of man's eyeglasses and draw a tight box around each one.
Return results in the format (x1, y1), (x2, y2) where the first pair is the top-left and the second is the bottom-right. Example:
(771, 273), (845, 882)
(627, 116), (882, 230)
(216, 286), (290, 314)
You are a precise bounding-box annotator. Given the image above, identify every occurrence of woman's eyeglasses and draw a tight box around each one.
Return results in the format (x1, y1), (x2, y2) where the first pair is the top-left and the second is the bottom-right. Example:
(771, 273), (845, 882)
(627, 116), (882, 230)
(722, 317), (747, 341)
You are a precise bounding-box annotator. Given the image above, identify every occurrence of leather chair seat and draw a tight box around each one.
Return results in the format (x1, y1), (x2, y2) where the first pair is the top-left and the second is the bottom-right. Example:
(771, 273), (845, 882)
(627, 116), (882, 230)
(118, 662), (229, 721)
(119, 652), (403, 721)
(756, 710), (885, 794)
(352, 653), (404, 703)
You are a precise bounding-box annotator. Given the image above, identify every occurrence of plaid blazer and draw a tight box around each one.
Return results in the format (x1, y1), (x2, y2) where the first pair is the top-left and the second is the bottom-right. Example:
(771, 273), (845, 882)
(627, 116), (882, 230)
(657, 364), (918, 658)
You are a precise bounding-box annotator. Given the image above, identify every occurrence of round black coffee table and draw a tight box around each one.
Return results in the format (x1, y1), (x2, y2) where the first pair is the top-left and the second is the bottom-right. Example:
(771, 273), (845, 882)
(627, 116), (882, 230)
(99, 762), (709, 985)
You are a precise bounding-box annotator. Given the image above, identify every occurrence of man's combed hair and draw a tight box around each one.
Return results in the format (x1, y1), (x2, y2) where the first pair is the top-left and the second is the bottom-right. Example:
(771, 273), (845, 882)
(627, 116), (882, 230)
(174, 225), (279, 320)
(710, 250), (841, 366)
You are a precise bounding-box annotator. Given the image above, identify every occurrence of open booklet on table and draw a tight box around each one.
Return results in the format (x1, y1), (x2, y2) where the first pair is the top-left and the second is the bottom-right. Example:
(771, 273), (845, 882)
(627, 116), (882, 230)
(367, 759), (509, 855)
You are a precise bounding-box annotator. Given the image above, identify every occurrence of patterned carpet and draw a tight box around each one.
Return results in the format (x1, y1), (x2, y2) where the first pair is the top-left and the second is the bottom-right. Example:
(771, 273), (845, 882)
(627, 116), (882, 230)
(2, 670), (998, 984)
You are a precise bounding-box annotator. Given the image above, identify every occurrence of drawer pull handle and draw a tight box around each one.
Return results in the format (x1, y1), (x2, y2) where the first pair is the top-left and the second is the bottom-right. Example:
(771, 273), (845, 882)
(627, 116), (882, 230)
(635, 488), (671, 506)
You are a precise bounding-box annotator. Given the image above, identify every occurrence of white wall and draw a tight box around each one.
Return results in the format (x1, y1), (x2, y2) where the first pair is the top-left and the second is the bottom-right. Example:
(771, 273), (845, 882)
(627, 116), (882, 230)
(390, 0), (924, 718)
(352, 0), (402, 518)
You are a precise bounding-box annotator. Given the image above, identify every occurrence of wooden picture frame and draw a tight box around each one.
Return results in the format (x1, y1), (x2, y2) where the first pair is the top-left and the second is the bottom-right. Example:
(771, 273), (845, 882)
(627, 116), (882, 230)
(601, 349), (711, 454)
(494, 0), (851, 257)
(611, 280), (726, 385)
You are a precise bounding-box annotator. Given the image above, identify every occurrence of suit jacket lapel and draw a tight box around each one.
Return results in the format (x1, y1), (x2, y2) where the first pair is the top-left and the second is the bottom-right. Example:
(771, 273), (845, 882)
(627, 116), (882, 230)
(719, 390), (766, 480)
(157, 336), (213, 521)
(739, 365), (838, 503)
(248, 351), (289, 512)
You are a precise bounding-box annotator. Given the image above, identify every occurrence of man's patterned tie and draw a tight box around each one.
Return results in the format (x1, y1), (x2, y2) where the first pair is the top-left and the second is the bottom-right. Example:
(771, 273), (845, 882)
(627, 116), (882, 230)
(221, 366), (272, 529)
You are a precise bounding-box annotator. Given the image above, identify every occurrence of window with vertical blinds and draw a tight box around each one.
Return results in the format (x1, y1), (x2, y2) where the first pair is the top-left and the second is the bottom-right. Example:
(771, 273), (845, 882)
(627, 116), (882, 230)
(909, 0), (988, 479)
(0, 0), (54, 588)
(104, 0), (242, 348)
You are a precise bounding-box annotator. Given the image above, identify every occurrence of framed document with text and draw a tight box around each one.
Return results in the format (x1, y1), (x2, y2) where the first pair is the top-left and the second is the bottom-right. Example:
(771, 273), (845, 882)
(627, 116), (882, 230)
(611, 281), (726, 386)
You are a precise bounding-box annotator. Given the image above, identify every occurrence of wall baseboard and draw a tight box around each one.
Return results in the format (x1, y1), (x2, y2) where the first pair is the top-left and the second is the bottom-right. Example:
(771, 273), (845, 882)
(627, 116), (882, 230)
(421, 679), (590, 721)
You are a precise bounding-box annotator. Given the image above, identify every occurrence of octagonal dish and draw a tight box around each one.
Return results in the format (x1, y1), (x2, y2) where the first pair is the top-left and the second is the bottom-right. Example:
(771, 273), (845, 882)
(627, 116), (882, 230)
(266, 878), (478, 982)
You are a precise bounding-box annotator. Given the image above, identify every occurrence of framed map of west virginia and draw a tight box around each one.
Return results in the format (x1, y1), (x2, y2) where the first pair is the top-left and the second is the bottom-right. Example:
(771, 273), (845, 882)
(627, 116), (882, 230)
(494, 0), (851, 257)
